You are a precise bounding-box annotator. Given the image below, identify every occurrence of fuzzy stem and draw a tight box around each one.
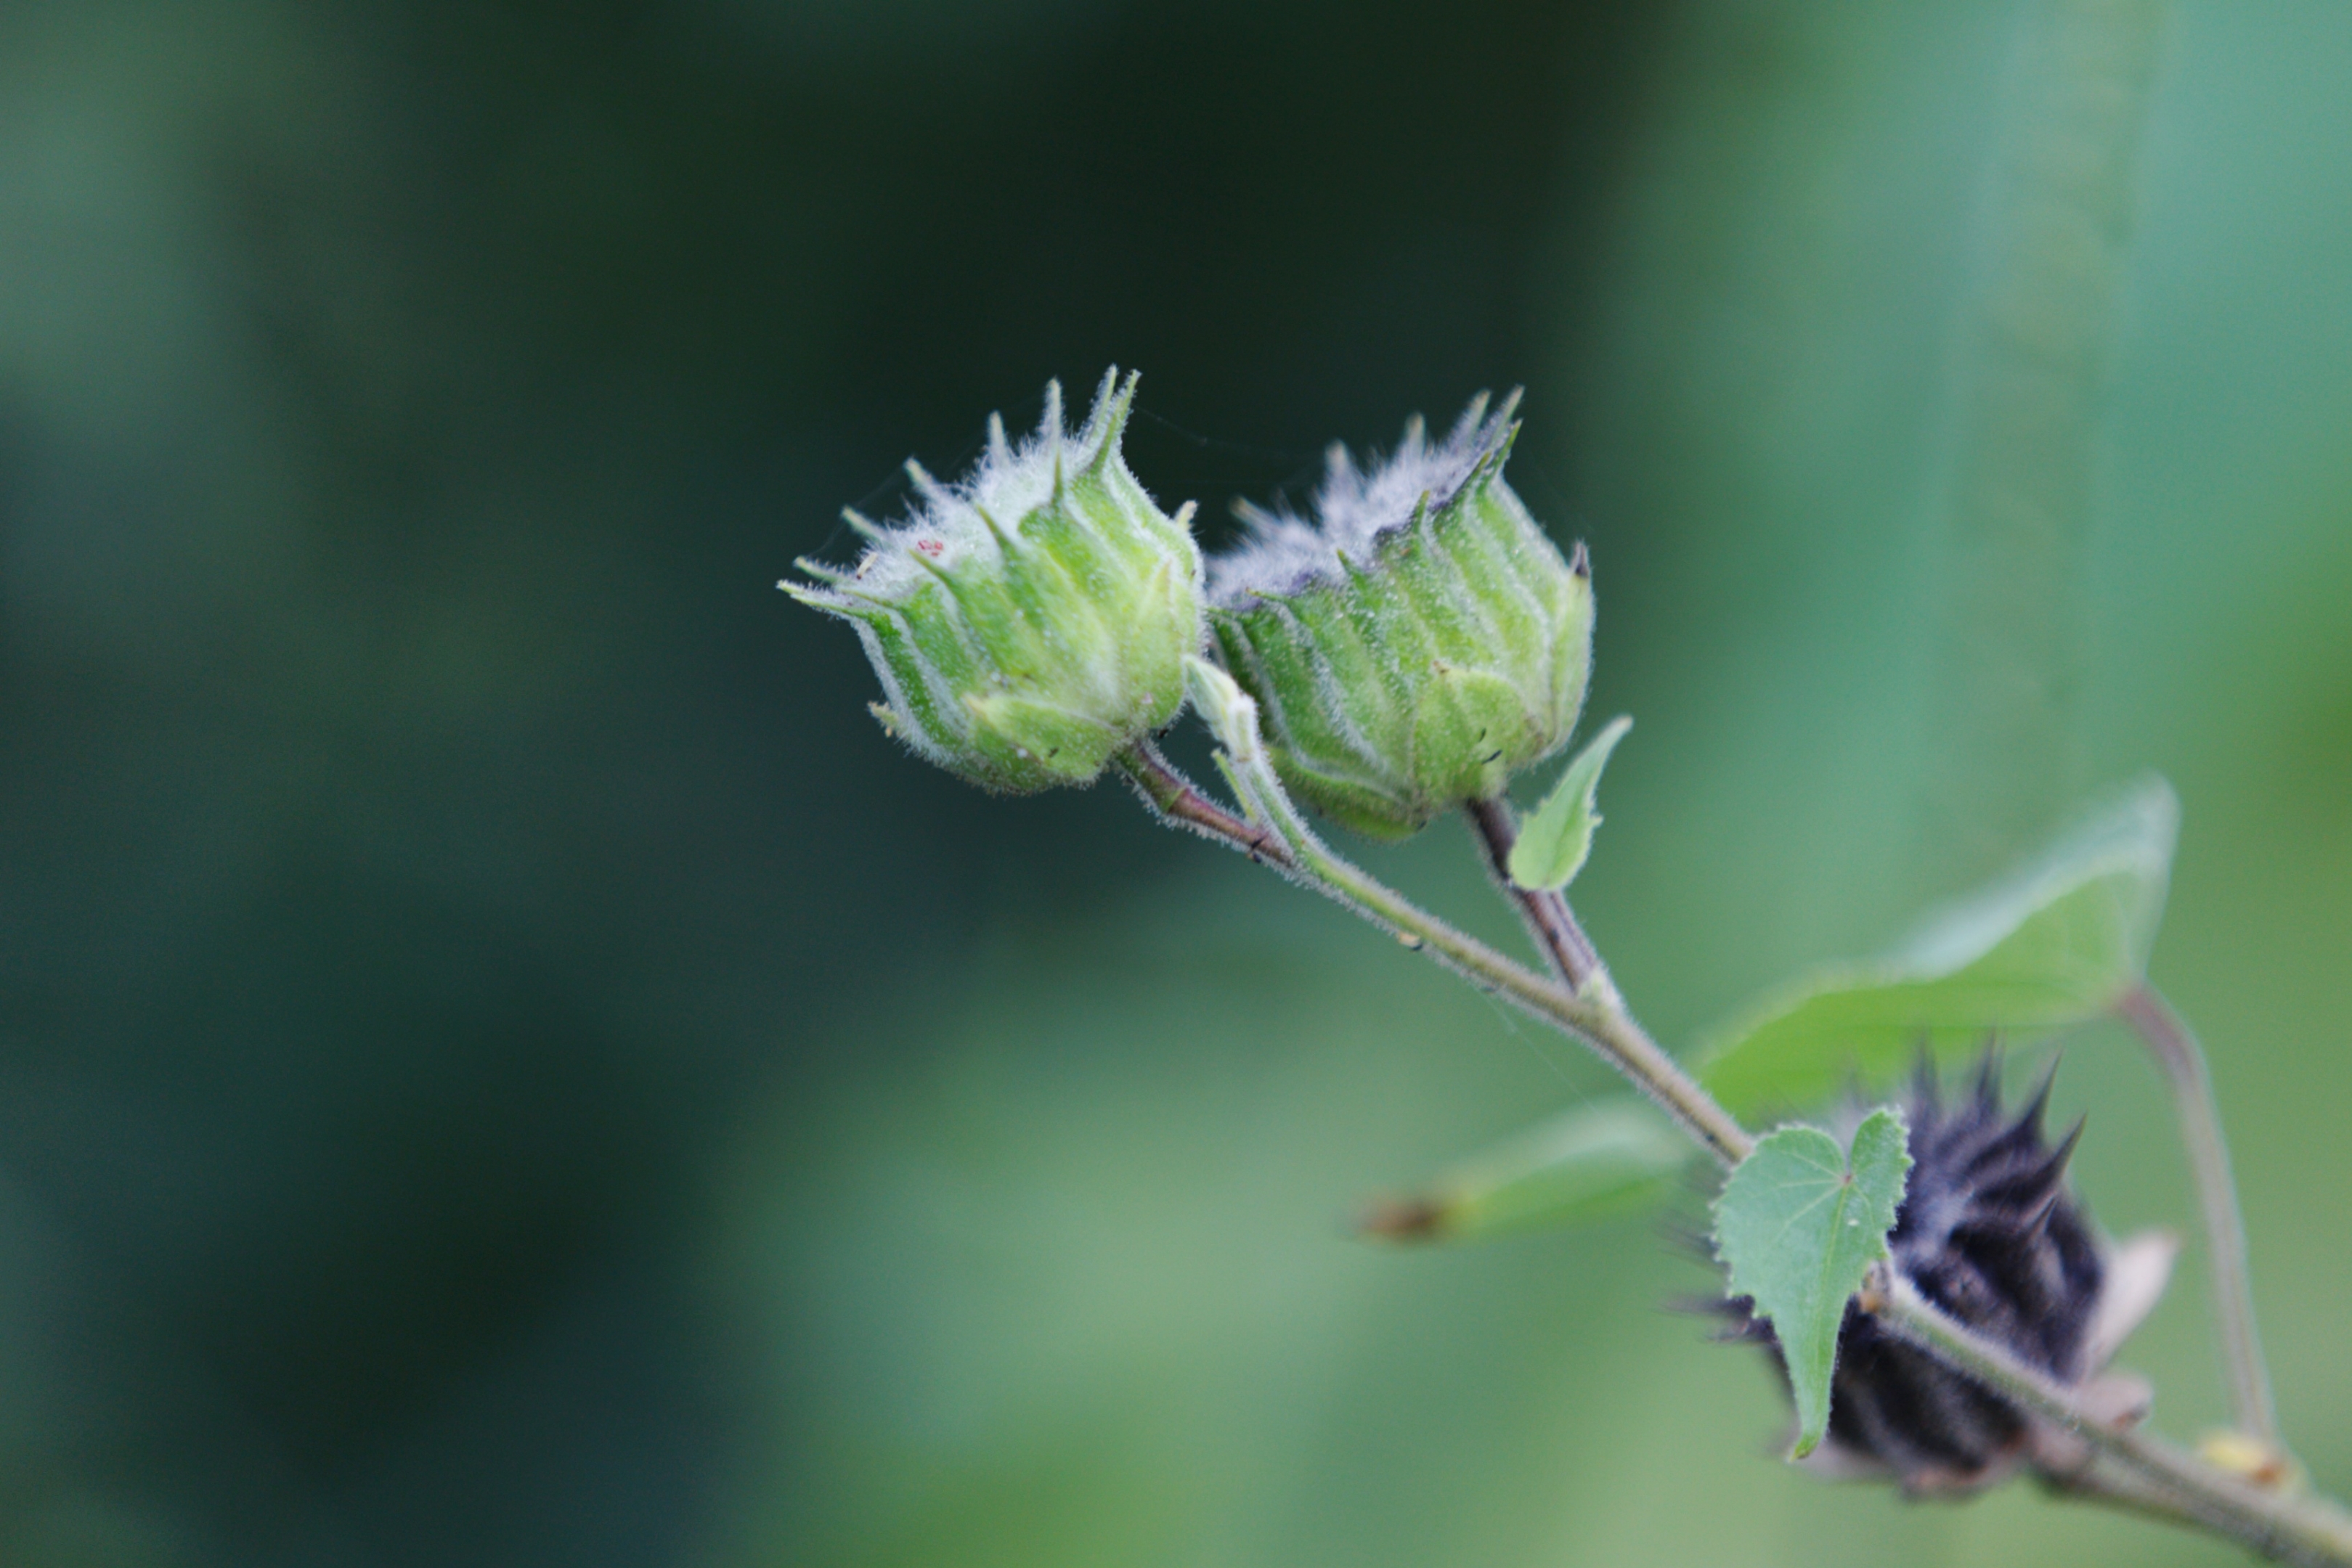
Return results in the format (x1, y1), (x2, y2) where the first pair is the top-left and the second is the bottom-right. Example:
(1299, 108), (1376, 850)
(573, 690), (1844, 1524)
(2049, 1458), (2276, 1552)
(1115, 743), (1753, 1167)
(2115, 982), (2280, 1445)
(1876, 1273), (2352, 1567)
(1118, 735), (1293, 867)
(1460, 796), (1751, 1166)
(1462, 797), (1602, 985)
(1271, 796), (1751, 1170)
(1118, 742), (1580, 1016)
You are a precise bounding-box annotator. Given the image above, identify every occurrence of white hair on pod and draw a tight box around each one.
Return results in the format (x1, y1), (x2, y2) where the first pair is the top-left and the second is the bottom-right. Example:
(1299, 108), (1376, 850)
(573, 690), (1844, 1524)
(1208, 390), (1519, 610)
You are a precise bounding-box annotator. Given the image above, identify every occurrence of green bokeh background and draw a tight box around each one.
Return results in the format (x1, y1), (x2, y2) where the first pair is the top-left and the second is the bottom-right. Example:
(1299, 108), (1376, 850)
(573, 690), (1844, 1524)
(4, 3), (2348, 1564)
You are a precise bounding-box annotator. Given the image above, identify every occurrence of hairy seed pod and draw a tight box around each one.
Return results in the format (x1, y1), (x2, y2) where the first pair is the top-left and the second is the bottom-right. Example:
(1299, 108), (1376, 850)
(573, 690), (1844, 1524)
(1205, 393), (1592, 841)
(783, 369), (1203, 793)
(1716, 1058), (2176, 1495)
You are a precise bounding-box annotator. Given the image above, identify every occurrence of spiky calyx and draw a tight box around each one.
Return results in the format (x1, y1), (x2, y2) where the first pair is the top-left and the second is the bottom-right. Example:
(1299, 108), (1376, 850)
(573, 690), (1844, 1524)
(1205, 393), (1592, 841)
(783, 370), (1204, 793)
(1717, 1059), (2171, 1495)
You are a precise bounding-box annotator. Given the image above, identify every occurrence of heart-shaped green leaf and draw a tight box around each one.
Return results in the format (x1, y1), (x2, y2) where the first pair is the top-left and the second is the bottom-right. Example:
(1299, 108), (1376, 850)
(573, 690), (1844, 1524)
(1507, 716), (1632, 891)
(1712, 1108), (1911, 1457)
(1698, 778), (2178, 1116)
(1360, 1097), (1690, 1244)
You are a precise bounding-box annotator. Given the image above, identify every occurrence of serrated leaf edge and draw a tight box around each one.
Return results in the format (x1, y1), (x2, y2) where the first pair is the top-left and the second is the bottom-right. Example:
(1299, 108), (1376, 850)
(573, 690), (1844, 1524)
(1712, 1107), (1912, 1458)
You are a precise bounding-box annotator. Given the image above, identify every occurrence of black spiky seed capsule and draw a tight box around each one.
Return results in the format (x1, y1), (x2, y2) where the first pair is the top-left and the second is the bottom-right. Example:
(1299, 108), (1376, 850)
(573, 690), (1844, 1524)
(1717, 1057), (2117, 1495)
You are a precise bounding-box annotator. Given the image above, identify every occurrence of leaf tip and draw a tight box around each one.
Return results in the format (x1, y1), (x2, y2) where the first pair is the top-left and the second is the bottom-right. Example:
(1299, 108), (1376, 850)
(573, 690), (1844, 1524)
(1505, 714), (1635, 891)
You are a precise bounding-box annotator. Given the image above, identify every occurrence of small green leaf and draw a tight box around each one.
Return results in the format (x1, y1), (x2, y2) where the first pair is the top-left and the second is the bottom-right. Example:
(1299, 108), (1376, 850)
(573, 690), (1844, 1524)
(1360, 1098), (1690, 1244)
(1712, 1108), (1912, 1458)
(1507, 716), (1632, 891)
(1698, 777), (2178, 1116)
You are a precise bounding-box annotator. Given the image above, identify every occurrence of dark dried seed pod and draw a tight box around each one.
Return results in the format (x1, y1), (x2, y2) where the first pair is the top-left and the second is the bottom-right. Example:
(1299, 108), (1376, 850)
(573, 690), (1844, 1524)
(1715, 1055), (2174, 1495)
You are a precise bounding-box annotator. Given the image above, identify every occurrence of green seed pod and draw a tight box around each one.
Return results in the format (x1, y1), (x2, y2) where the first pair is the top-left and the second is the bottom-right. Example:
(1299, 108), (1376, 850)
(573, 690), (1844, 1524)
(783, 369), (1203, 793)
(1206, 392), (1591, 840)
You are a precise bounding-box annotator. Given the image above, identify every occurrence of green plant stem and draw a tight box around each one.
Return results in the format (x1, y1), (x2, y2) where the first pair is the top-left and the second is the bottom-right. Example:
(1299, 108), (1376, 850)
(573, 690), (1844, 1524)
(1265, 781), (1754, 1170)
(1118, 740), (1751, 1167)
(2049, 1457), (2287, 1553)
(1463, 797), (1600, 984)
(1876, 1273), (2352, 1567)
(2115, 982), (2280, 1445)
(1116, 734), (1295, 867)
(1460, 796), (1750, 1166)
(1118, 739), (1542, 1020)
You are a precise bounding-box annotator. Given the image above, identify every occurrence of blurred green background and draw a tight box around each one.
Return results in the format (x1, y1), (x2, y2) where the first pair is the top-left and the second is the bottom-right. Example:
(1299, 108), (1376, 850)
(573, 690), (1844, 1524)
(3, 2), (2348, 1564)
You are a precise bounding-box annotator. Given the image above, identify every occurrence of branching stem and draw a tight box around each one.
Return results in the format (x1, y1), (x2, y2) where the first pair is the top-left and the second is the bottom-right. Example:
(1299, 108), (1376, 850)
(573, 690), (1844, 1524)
(1117, 740), (1750, 1167)
(1876, 1274), (2352, 1567)
(1460, 796), (1749, 1165)
(1463, 796), (1602, 986)
(2115, 982), (2279, 1445)
(1118, 735), (1294, 866)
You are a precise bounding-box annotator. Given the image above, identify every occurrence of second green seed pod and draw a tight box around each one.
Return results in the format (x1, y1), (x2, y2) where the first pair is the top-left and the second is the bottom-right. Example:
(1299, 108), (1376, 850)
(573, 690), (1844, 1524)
(1206, 393), (1592, 840)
